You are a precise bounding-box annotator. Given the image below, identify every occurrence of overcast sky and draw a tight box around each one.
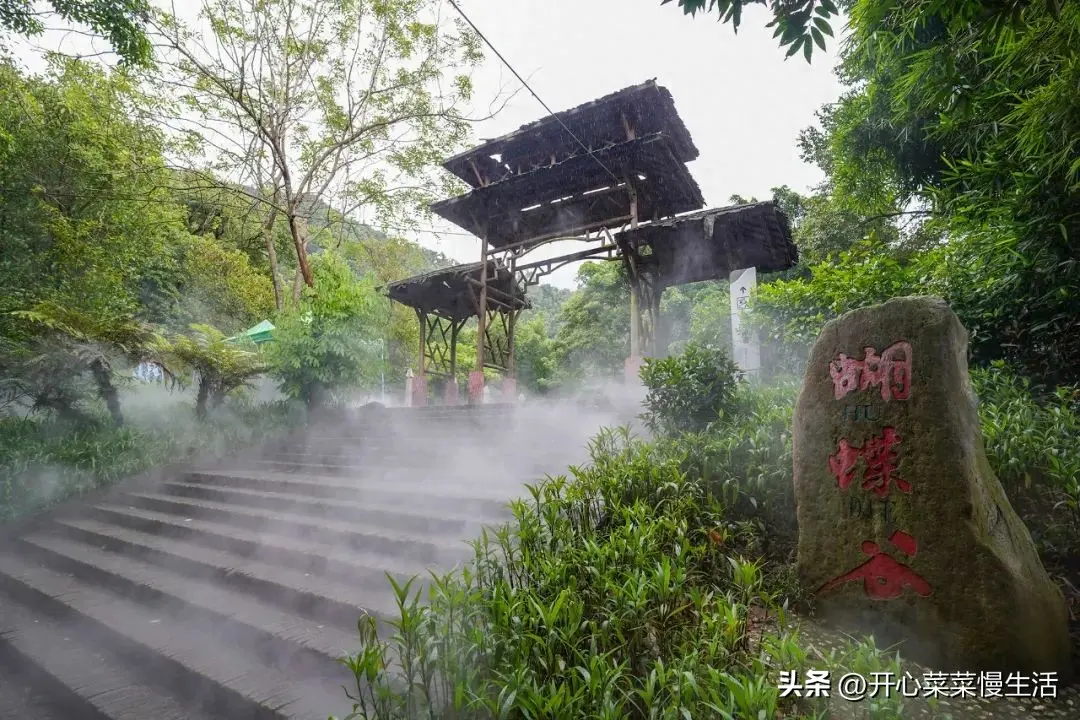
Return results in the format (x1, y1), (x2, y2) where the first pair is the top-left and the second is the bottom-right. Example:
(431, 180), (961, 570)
(411, 0), (846, 287)
(14, 0), (845, 288)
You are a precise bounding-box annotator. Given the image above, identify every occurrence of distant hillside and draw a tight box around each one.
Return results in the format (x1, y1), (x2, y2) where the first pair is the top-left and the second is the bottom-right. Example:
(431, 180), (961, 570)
(294, 194), (455, 277)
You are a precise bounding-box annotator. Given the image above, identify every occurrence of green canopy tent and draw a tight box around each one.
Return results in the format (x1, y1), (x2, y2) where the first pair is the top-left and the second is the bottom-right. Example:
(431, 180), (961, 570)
(227, 319), (275, 345)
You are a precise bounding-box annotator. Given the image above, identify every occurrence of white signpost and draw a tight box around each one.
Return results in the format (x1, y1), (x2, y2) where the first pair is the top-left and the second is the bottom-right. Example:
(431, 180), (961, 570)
(729, 267), (761, 374)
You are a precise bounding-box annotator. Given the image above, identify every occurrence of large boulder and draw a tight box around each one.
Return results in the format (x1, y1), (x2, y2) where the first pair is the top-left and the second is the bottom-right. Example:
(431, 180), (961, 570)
(793, 296), (1071, 674)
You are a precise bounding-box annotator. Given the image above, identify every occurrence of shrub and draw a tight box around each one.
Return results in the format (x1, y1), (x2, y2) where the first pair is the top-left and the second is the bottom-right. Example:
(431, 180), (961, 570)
(336, 363), (1079, 719)
(666, 379), (802, 562)
(0, 398), (303, 522)
(337, 427), (807, 720)
(971, 361), (1080, 562)
(265, 254), (386, 409)
(639, 343), (744, 437)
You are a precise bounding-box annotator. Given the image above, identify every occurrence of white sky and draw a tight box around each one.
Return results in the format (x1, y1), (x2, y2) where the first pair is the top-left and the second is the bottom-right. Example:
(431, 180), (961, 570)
(11, 0), (845, 288)
(410, 0), (845, 287)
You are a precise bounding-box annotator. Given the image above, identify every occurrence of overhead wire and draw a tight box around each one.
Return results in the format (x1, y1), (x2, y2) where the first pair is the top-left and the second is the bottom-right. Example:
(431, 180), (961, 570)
(444, 0), (623, 187)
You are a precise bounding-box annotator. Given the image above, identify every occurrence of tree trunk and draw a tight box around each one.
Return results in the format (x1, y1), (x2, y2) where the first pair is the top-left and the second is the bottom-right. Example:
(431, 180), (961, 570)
(305, 382), (325, 412)
(288, 213), (314, 288)
(263, 206), (283, 312)
(292, 264), (304, 304)
(89, 358), (123, 427)
(195, 377), (211, 421)
(37, 395), (96, 427)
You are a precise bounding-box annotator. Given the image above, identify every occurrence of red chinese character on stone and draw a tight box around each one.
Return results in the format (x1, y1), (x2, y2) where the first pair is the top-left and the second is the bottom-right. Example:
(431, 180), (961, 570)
(828, 427), (911, 497)
(828, 438), (861, 490)
(829, 340), (913, 402)
(862, 427), (911, 497)
(818, 530), (932, 600)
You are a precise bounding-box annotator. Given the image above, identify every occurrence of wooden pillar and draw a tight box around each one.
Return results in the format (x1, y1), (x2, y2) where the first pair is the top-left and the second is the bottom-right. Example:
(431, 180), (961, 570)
(470, 231), (489, 404)
(413, 310), (427, 407)
(626, 187), (643, 383)
(628, 187), (640, 357)
(505, 254), (519, 403)
(450, 318), (460, 379)
(417, 311), (426, 373)
(445, 318), (461, 405)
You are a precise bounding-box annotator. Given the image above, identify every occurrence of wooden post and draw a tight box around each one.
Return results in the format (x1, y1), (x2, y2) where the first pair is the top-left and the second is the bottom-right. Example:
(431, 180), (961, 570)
(446, 318), (461, 405)
(476, 234), (489, 371)
(450, 319), (459, 379)
(628, 188), (640, 358)
(417, 310), (426, 376)
(505, 254), (519, 403)
(507, 255), (518, 378)
(414, 310), (427, 407)
(470, 231), (490, 404)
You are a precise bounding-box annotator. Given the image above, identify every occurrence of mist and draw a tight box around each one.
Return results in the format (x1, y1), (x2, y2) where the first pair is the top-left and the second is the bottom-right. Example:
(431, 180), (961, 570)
(0, 353), (654, 719)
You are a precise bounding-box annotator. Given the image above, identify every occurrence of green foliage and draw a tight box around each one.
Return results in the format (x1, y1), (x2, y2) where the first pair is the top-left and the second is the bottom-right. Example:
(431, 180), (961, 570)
(663, 0), (842, 63)
(155, 0), (485, 289)
(745, 237), (936, 376)
(666, 379), (802, 559)
(553, 262), (630, 381)
(0, 0), (152, 65)
(337, 426), (803, 720)
(686, 282), (733, 351)
(0, 57), (190, 332)
(0, 398), (303, 522)
(162, 232), (276, 335)
(165, 324), (267, 420)
(9, 301), (168, 426)
(801, 0), (1080, 385)
(513, 316), (560, 394)
(264, 254), (386, 408)
(971, 362), (1080, 561)
(640, 344), (744, 437)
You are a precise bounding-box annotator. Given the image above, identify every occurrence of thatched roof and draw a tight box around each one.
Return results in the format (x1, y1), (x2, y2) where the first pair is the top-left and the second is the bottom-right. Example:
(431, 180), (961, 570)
(616, 202), (798, 287)
(432, 133), (704, 248)
(443, 80), (698, 188)
(384, 261), (529, 320)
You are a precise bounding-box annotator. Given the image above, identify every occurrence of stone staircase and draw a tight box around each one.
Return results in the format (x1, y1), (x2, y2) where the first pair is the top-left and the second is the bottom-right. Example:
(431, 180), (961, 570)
(0, 403), (545, 720)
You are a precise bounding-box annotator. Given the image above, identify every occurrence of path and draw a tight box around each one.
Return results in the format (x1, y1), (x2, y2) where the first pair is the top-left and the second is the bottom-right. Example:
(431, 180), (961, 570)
(0, 403), (560, 720)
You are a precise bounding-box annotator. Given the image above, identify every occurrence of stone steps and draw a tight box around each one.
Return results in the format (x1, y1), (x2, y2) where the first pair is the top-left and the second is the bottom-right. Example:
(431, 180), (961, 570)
(82, 503), (433, 586)
(0, 554), (346, 719)
(183, 468), (515, 516)
(0, 403), (552, 720)
(13, 534), (354, 675)
(112, 492), (475, 564)
(0, 597), (202, 720)
(49, 517), (394, 625)
(158, 480), (501, 533)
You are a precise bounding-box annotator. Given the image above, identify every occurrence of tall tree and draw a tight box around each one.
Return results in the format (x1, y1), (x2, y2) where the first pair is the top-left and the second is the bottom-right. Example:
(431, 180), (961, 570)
(806, 0), (1080, 383)
(0, 0), (152, 65)
(152, 0), (487, 292)
(554, 262), (631, 380)
(0, 57), (187, 334)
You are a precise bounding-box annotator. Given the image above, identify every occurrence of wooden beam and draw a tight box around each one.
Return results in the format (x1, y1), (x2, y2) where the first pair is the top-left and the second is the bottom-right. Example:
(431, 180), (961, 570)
(475, 231), (489, 372)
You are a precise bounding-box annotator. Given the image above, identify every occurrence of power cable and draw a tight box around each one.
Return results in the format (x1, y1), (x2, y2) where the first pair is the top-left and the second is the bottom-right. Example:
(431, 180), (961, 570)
(444, 0), (623, 187)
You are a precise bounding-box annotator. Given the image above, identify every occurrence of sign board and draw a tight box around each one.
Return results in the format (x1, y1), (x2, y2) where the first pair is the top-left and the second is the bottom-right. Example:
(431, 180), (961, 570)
(729, 267), (761, 373)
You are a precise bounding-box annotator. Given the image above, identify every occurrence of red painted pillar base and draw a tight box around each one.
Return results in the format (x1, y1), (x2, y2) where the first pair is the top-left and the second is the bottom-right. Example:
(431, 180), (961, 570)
(502, 377), (517, 402)
(411, 373), (428, 407)
(444, 379), (459, 406)
(467, 370), (485, 405)
(624, 356), (644, 383)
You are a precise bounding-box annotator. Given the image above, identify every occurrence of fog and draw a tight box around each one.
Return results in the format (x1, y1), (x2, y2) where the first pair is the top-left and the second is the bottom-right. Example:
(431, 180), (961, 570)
(0, 358), (656, 719)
